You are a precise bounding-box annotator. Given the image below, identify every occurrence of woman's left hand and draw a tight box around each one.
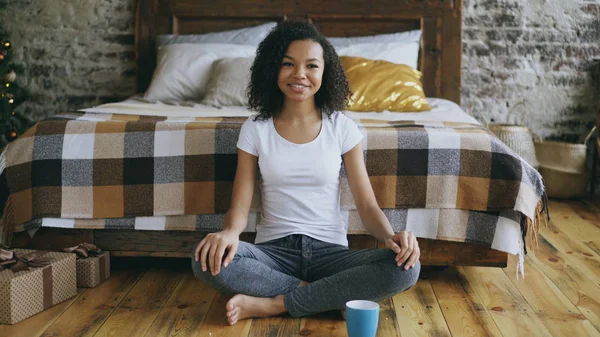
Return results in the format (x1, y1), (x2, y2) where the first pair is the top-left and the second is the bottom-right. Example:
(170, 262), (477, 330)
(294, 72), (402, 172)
(385, 231), (420, 270)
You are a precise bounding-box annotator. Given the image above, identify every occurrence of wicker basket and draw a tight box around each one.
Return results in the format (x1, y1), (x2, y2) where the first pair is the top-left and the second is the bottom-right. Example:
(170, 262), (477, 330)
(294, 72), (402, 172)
(470, 101), (539, 169)
(534, 127), (596, 199)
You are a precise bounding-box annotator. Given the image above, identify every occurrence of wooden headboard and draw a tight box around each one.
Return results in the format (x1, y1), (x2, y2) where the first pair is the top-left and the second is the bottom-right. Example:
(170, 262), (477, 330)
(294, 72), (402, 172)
(135, 0), (462, 104)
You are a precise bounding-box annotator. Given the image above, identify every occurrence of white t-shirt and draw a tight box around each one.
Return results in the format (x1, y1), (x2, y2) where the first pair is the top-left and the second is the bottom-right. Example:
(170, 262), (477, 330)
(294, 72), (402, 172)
(236, 111), (364, 246)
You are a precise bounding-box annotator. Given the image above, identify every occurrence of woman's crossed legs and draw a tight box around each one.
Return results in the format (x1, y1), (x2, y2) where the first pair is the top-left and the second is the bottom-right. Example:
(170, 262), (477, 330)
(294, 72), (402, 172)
(191, 234), (420, 325)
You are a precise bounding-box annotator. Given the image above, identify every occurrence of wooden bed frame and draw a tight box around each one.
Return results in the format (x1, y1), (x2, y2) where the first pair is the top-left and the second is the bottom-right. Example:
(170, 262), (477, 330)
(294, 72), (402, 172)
(136, 0), (462, 103)
(12, 0), (508, 267)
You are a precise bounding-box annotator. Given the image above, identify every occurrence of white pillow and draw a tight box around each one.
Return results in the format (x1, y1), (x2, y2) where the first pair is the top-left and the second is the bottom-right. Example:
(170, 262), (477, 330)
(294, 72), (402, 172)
(335, 42), (420, 69)
(201, 57), (254, 107)
(156, 22), (277, 48)
(144, 44), (257, 103)
(328, 29), (421, 47)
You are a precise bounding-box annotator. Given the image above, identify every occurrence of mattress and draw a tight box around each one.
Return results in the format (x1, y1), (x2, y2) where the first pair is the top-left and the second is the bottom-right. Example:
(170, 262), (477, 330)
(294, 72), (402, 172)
(80, 96), (480, 124)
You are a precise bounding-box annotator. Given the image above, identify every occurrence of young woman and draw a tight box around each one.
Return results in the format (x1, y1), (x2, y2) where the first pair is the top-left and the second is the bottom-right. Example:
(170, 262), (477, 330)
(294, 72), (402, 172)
(192, 21), (420, 325)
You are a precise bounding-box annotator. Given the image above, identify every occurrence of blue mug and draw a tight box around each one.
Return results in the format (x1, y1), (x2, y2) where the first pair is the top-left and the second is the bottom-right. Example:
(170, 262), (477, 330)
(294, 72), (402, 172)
(345, 300), (380, 337)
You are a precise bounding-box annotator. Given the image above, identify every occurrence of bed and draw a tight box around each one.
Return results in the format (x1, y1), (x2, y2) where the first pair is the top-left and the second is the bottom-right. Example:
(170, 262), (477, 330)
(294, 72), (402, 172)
(1, 0), (548, 276)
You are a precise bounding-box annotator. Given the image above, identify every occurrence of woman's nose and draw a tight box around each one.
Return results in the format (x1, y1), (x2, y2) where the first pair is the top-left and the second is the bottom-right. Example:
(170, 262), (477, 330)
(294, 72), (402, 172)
(294, 66), (306, 78)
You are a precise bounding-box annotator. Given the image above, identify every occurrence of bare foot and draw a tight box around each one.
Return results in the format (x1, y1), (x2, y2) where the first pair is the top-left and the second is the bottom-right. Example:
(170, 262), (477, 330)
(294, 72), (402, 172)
(341, 308), (346, 320)
(225, 294), (286, 325)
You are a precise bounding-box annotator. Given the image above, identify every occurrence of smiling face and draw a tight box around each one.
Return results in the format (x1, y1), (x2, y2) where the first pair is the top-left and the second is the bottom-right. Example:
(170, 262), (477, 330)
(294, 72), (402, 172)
(277, 39), (325, 103)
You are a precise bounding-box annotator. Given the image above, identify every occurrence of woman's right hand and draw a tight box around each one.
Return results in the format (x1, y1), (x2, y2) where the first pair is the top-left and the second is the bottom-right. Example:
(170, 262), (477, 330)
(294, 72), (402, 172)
(194, 229), (240, 276)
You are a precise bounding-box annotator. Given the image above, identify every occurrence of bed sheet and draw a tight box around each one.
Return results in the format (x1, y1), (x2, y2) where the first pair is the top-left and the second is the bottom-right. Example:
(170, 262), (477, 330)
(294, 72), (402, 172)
(80, 96), (480, 124)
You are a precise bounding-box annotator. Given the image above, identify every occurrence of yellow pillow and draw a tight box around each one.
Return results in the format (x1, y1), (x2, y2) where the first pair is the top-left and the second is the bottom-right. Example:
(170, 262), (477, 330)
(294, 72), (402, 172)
(340, 56), (431, 112)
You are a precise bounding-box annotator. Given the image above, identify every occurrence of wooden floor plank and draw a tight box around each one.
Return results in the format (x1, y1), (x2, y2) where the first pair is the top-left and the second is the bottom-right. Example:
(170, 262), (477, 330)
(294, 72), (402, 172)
(539, 220), (600, 287)
(586, 240), (600, 256)
(248, 314), (300, 337)
(550, 201), (600, 255)
(566, 200), (600, 230)
(143, 273), (218, 337)
(375, 298), (401, 337)
(570, 201), (600, 255)
(198, 293), (251, 337)
(429, 267), (504, 337)
(0, 288), (85, 337)
(581, 197), (600, 209)
(580, 198), (600, 218)
(41, 269), (143, 337)
(92, 268), (184, 337)
(574, 198), (600, 210)
(392, 280), (452, 337)
(461, 266), (552, 337)
(504, 254), (600, 337)
(298, 311), (346, 337)
(525, 233), (600, 332)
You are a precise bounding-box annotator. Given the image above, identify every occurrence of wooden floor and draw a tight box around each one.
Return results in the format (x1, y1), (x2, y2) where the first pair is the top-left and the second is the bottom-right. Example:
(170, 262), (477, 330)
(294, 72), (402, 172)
(2, 199), (600, 337)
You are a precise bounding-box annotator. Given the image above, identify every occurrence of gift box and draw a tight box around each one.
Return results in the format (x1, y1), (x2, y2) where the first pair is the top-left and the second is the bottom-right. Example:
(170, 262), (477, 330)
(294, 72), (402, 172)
(0, 249), (77, 325)
(76, 251), (110, 288)
(64, 243), (110, 288)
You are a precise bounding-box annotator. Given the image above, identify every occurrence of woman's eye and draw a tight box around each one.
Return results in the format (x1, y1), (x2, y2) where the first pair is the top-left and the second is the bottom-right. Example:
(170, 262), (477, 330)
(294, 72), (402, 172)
(282, 62), (293, 67)
(308, 64), (319, 68)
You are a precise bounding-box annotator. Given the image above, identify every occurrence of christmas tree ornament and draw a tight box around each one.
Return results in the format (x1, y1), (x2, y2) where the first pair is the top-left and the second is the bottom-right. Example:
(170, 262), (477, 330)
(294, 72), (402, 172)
(6, 128), (17, 141)
(4, 71), (16, 83)
(0, 31), (31, 145)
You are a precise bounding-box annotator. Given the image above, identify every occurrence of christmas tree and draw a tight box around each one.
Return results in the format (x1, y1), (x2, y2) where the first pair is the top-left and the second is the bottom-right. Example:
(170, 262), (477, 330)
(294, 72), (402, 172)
(0, 22), (31, 146)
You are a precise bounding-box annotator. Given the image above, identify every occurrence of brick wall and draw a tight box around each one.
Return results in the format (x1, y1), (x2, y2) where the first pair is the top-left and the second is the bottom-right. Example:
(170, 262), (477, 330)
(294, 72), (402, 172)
(0, 0), (137, 122)
(463, 0), (599, 142)
(1, 0), (599, 142)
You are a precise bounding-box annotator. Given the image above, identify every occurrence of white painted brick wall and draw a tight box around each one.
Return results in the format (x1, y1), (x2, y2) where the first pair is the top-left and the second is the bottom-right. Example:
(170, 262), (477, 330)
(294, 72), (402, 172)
(462, 0), (599, 142)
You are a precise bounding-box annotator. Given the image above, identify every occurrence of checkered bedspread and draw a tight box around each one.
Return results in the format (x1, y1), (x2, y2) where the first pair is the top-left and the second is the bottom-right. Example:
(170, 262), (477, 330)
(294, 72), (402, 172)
(0, 111), (548, 251)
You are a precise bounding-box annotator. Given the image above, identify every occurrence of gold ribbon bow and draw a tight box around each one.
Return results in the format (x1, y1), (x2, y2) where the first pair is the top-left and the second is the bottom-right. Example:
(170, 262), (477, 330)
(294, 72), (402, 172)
(64, 243), (102, 259)
(0, 248), (50, 273)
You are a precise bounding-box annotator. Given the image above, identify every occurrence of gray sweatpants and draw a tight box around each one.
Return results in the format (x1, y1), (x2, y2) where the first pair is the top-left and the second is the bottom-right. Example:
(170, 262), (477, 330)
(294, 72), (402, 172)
(191, 234), (420, 317)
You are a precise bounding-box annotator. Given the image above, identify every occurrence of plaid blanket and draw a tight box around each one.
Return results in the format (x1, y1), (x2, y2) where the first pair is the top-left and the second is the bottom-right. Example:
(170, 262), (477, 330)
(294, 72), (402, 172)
(0, 111), (548, 250)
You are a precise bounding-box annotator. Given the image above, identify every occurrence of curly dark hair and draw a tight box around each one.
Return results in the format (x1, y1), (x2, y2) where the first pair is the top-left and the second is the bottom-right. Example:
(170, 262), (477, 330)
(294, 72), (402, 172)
(247, 20), (351, 120)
